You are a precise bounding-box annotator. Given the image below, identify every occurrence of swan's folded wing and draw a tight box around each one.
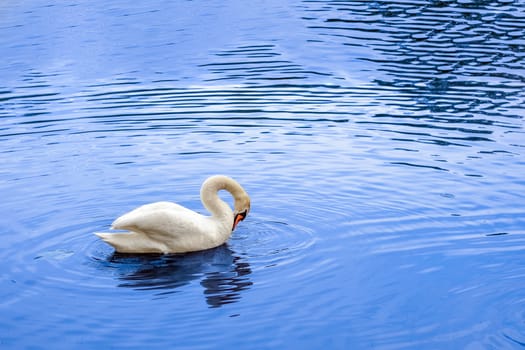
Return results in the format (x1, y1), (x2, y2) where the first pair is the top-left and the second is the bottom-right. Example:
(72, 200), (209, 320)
(112, 202), (192, 230)
(111, 206), (205, 243)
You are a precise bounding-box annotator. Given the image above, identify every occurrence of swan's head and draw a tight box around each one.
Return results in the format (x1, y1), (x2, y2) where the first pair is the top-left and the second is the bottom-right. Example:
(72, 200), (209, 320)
(232, 193), (250, 231)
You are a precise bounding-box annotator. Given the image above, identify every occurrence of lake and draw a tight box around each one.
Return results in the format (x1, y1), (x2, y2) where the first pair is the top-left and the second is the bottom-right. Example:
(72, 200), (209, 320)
(1, 0), (525, 348)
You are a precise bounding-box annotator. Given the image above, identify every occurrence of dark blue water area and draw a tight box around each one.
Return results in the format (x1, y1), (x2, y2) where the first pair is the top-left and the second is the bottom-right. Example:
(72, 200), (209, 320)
(1, 0), (525, 348)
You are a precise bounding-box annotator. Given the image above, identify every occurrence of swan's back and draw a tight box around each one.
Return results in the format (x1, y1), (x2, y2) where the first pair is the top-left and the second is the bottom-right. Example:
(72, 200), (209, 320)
(111, 201), (194, 230)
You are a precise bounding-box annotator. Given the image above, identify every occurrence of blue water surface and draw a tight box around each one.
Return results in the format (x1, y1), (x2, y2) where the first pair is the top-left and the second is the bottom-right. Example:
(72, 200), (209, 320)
(1, 0), (525, 349)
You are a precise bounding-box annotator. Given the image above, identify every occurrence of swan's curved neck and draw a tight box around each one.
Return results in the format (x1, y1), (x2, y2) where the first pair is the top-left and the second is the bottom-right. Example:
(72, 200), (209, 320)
(200, 175), (244, 218)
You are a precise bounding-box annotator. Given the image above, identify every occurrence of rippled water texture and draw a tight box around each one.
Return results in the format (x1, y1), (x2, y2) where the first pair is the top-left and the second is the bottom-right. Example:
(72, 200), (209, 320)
(1, 0), (525, 348)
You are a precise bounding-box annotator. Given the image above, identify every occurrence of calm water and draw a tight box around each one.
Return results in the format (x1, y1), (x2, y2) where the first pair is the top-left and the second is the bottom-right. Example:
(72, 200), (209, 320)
(1, 0), (525, 348)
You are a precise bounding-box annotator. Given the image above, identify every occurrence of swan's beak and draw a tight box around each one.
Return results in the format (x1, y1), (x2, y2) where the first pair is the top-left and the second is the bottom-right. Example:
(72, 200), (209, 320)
(233, 211), (247, 231)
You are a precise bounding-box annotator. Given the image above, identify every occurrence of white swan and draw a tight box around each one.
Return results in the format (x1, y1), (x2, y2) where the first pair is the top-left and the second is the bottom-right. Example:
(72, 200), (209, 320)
(95, 175), (250, 254)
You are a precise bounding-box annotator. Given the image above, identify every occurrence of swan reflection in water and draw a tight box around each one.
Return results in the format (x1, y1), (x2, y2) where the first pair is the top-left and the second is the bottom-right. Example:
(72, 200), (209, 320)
(109, 245), (252, 308)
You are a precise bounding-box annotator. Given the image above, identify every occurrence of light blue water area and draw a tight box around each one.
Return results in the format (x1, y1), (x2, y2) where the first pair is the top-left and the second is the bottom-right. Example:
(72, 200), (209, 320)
(1, 0), (525, 348)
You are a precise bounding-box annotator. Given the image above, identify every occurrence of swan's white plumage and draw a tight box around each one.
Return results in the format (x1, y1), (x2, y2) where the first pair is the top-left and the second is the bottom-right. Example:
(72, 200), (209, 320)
(95, 175), (250, 254)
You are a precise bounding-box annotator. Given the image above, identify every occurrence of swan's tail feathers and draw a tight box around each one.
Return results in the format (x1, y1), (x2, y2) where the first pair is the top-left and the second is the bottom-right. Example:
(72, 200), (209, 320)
(94, 232), (134, 252)
(95, 232), (119, 248)
(94, 232), (114, 242)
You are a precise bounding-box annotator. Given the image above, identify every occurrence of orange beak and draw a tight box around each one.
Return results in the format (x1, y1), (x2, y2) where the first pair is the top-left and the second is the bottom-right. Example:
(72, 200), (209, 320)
(232, 212), (246, 231)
